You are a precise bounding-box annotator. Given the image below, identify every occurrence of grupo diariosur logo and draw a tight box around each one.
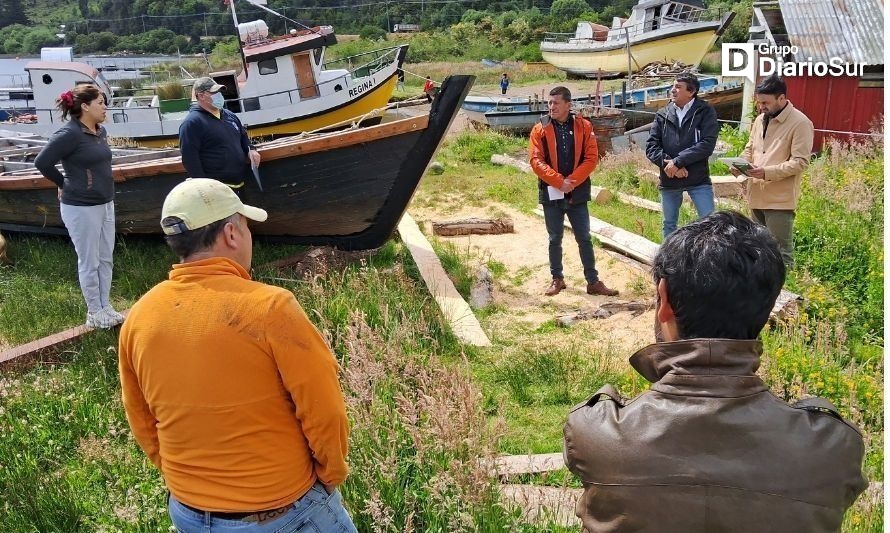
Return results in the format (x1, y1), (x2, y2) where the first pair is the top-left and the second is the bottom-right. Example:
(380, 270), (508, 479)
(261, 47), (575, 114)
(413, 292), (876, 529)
(722, 43), (866, 83)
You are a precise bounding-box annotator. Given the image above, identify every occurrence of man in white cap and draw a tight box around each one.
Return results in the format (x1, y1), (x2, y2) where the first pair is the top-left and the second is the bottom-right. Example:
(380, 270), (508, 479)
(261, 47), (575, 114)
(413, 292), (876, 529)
(179, 77), (262, 192)
(118, 179), (356, 532)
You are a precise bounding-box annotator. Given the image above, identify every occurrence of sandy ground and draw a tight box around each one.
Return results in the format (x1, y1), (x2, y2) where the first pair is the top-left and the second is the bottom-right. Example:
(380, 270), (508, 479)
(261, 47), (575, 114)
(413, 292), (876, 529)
(409, 202), (657, 354)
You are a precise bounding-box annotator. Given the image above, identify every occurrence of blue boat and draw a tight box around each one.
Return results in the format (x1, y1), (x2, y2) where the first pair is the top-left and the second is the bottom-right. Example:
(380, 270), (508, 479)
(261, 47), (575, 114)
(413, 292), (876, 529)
(461, 76), (722, 115)
(464, 77), (743, 134)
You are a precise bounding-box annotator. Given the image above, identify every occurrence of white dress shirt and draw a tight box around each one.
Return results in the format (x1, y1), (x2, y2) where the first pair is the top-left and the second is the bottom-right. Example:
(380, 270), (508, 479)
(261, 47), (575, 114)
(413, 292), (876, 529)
(675, 98), (696, 126)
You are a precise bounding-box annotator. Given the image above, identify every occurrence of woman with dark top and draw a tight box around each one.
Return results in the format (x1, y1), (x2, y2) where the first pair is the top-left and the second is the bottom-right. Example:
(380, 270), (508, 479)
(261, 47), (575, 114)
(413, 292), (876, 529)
(34, 84), (123, 329)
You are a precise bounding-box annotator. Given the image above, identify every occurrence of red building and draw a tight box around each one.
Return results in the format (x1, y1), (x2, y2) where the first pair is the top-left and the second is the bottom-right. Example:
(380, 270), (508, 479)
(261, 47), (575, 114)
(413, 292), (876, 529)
(750, 0), (883, 149)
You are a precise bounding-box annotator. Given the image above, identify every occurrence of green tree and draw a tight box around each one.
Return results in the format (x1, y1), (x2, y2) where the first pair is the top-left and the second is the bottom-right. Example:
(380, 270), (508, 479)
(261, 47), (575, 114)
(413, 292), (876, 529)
(550, 0), (591, 21)
(23, 28), (61, 53)
(0, 0), (28, 28)
(358, 24), (386, 41)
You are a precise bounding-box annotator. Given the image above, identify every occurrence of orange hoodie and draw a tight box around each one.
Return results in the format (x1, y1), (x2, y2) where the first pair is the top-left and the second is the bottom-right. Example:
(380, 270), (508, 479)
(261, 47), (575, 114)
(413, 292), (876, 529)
(119, 257), (348, 512)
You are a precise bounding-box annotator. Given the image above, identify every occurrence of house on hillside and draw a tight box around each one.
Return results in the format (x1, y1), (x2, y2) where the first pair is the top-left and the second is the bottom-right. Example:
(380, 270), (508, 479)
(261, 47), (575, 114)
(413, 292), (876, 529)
(745, 0), (883, 149)
(392, 23), (421, 33)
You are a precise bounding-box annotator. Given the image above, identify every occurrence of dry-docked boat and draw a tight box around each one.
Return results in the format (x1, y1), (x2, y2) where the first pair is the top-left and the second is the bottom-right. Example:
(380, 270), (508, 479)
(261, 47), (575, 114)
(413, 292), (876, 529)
(0, 75), (475, 250)
(1, 2), (407, 148)
(540, 0), (735, 78)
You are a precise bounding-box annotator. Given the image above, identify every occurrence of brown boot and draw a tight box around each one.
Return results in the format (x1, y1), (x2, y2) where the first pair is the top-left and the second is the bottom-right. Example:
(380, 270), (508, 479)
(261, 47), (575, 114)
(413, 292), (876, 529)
(587, 280), (619, 296)
(545, 277), (567, 296)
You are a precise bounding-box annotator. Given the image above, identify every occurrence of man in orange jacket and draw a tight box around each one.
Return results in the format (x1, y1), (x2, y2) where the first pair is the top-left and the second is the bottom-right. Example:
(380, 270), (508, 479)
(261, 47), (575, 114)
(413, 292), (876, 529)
(529, 86), (619, 297)
(119, 179), (356, 532)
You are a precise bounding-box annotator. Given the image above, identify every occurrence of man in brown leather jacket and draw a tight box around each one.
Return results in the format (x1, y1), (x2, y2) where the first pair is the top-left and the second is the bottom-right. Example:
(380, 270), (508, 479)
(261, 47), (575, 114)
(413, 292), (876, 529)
(563, 211), (867, 532)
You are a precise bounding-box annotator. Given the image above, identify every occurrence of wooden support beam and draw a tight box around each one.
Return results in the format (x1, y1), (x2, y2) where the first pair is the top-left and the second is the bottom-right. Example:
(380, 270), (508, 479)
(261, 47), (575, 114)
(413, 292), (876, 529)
(616, 192), (661, 212)
(556, 300), (654, 327)
(482, 453), (566, 477)
(432, 217), (515, 236)
(397, 213), (491, 347)
(710, 175), (747, 197)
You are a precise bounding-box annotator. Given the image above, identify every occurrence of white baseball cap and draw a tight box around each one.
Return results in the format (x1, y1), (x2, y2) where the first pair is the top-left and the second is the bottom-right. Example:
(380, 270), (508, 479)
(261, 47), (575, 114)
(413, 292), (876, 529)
(161, 178), (267, 235)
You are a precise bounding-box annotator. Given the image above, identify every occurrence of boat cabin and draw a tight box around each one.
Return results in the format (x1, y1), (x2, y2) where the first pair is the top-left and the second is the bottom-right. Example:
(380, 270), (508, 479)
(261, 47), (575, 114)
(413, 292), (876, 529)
(573, 0), (711, 43)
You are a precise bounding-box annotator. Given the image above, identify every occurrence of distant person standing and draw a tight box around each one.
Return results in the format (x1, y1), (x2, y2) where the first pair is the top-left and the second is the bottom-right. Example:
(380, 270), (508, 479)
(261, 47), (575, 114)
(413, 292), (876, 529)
(423, 76), (436, 103)
(500, 73), (510, 95)
(179, 77), (261, 193)
(529, 86), (619, 298)
(34, 84), (124, 329)
(732, 74), (814, 267)
(646, 73), (719, 239)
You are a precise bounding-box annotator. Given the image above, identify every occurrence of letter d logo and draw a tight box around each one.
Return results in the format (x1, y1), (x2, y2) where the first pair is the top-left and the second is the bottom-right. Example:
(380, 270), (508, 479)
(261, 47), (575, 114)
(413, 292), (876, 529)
(722, 43), (756, 83)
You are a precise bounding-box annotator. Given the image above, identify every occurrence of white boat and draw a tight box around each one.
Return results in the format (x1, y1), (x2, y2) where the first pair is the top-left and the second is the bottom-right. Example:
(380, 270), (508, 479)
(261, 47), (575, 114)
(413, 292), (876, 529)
(540, 0), (734, 78)
(2, 2), (406, 148)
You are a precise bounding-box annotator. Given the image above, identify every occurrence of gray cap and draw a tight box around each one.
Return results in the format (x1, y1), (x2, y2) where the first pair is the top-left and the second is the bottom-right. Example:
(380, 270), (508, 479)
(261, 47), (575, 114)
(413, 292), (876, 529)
(193, 77), (223, 94)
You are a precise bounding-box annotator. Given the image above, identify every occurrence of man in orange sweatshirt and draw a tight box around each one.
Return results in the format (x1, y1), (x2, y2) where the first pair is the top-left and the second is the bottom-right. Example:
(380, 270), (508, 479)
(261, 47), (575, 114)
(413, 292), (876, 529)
(119, 178), (355, 532)
(529, 86), (619, 297)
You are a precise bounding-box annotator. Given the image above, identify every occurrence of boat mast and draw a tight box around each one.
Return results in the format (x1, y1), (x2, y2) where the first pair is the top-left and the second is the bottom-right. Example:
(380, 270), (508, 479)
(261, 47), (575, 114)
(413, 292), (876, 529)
(228, 0), (248, 81)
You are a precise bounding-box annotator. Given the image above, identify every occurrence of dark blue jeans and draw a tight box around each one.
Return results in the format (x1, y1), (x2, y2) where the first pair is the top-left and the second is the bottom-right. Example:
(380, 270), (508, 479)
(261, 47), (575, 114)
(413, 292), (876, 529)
(543, 200), (598, 283)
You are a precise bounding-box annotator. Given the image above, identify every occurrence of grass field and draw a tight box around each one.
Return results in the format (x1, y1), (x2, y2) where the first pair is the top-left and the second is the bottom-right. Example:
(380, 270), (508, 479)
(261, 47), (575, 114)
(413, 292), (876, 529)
(0, 127), (883, 531)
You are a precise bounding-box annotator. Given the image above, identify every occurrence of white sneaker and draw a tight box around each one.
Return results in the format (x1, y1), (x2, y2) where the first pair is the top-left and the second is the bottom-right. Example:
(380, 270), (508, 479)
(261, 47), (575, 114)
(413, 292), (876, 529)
(102, 305), (125, 325)
(85, 307), (123, 329)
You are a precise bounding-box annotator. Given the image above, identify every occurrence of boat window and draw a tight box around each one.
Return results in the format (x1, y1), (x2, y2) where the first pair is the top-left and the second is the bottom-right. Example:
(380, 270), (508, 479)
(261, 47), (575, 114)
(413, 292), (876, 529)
(258, 59), (278, 75)
(42, 74), (52, 84)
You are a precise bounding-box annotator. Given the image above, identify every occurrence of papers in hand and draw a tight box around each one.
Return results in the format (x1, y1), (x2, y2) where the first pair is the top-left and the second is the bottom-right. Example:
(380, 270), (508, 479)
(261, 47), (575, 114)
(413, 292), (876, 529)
(718, 157), (753, 174)
(547, 185), (565, 201)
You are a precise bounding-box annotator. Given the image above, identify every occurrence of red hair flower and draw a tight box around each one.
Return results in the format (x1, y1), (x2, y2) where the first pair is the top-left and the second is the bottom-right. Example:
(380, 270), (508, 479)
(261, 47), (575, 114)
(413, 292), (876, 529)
(59, 91), (74, 109)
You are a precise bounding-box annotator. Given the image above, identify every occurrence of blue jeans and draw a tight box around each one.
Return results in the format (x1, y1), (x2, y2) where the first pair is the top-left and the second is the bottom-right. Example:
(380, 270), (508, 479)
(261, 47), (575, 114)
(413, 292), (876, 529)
(543, 200), (598, 283)
(660, 183), (715, 239)
(168, 483), (357, 532)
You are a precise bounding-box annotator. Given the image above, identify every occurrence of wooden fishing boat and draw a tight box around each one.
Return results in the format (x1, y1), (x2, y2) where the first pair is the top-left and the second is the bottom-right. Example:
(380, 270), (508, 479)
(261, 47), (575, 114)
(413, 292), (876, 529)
(0, 75), (475, 250)
(0, 1), (407, 148)
(540, 0), (734, 78)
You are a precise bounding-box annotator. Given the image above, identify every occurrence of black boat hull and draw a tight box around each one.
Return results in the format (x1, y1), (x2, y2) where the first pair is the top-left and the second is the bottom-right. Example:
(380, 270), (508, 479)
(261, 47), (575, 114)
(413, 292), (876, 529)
(0, 75), (475, 250)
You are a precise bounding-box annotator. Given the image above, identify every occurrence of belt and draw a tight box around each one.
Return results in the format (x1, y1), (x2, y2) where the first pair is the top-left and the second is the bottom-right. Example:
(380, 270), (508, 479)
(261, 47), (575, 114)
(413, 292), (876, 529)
(179, 501), (294, 524)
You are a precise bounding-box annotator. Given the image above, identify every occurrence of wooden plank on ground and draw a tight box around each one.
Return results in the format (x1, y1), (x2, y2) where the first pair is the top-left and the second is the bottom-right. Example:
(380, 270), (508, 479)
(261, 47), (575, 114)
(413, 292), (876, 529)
(397, 213), (491, 347)
(500, 485), (581, 528)
(616, 192), (661, 212)
(483, 453), (566, 476)
(711, 175), (747, 197)
(0, 310), (129, 367)
(557, 300), (654, 327)
(535, 207), (659, 264)
(432, 217), (514, 236)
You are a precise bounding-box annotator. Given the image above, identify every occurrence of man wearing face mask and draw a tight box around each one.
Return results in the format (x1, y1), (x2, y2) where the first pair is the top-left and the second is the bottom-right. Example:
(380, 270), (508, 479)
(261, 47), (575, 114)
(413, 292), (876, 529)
(179, 77), (261, 192)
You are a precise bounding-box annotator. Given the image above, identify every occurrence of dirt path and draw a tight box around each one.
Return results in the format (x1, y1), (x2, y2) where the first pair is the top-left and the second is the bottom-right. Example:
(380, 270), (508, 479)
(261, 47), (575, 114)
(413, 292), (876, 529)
(408, 203), (657, 354)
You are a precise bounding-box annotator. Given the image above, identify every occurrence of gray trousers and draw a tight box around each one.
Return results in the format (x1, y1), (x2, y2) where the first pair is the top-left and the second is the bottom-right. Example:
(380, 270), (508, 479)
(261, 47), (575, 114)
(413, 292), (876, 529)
(752, 208), (795, 267)
(60, 201), (115, 314)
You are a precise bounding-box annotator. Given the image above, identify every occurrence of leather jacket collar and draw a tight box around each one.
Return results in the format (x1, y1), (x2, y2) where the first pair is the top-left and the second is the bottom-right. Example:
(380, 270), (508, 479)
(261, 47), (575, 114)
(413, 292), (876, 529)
(629, 339), (768, 397)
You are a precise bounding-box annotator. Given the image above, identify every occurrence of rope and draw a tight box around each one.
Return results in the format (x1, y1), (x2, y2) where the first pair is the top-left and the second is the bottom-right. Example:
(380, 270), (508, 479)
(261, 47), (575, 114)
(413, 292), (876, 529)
(256, 104), (393, 147)
(400, 67), (444, 86)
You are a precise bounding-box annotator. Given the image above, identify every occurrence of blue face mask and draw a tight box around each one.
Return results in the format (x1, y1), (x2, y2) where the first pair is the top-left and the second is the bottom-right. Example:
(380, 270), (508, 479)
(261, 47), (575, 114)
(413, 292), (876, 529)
(211, 92), (225, 109)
